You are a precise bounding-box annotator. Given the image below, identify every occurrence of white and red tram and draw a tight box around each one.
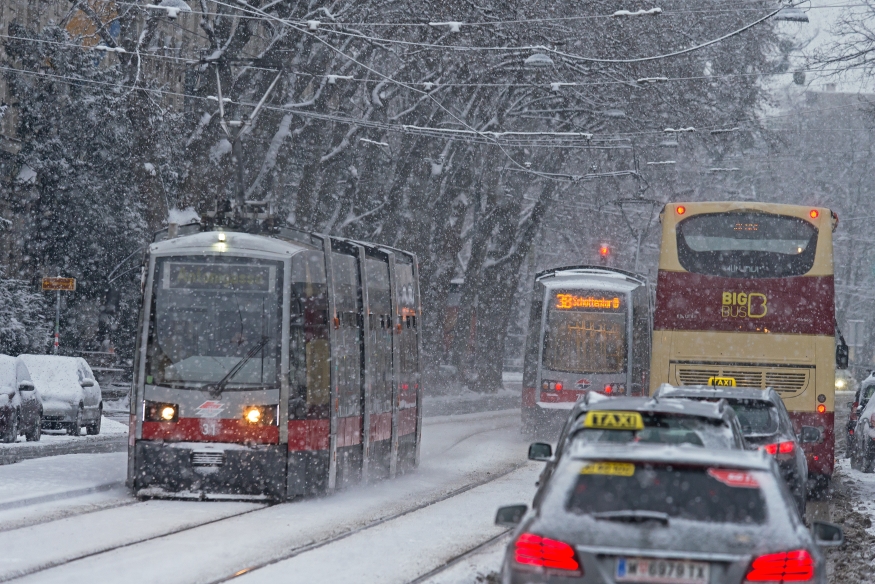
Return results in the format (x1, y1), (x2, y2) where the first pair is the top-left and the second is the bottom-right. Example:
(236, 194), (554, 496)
(126, 223), (422, 499)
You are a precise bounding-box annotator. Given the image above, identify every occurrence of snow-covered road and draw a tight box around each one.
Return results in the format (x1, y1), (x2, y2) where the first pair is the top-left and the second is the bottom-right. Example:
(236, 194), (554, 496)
(0, 409), (535, 583)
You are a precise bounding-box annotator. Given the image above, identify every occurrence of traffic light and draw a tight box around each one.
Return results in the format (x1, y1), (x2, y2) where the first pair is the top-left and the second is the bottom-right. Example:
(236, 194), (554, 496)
(599, 244), (610, 265)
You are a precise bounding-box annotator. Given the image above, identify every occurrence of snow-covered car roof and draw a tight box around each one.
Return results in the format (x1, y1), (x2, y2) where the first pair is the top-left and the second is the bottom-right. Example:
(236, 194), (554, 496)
(18, 355), (81, 380)
(655, 384), (781, 404)
(573, 395), (731, 421)
(568, 441), (773, 470)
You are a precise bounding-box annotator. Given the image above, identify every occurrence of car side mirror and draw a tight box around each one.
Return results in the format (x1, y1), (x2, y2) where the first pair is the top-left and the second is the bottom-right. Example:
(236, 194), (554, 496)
(495, 504), (527, 527)
(800, 426), (822, 444)
(836, 343), (849, 370)
(812, 521), (844, 547)
(528, 442), (553, 462)
(80, 379), (95, 388)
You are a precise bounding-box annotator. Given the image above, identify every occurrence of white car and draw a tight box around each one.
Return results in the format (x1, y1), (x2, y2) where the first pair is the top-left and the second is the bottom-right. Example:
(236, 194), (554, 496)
(19, 355), (103, 436)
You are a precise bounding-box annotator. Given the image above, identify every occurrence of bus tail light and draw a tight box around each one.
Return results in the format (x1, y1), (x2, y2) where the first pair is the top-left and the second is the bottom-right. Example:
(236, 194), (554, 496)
(541, 381), (563, 391)
(745, 549), (814, 581)
(809, 209), (819, 219)
(676, 205), (686, 215)
(144, 401), (179, 423)
(514, 533), (582, 574)
(816, 404), (826, 414)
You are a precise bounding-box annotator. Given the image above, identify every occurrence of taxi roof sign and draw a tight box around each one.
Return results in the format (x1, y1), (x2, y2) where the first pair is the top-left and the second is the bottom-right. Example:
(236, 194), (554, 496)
(583, 410), (644, 431)
(708, 376), (736, 387)
(41, 277), (76, 292)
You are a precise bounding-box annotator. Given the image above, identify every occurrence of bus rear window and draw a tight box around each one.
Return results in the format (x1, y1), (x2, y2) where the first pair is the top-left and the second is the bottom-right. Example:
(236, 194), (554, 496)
(676, 212), (818, 278)
(567, 463), (767, 524)
(543, 296), (626, 374)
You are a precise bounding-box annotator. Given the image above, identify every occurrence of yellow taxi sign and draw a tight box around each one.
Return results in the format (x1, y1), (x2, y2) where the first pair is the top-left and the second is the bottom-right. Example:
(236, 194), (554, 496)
(583, 411), (644, 431)
(581, 461), (635, 477)
(707, 376), (736, 387)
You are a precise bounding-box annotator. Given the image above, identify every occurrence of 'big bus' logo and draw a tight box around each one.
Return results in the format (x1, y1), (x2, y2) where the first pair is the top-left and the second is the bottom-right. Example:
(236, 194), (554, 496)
(722, 292), (768, 319)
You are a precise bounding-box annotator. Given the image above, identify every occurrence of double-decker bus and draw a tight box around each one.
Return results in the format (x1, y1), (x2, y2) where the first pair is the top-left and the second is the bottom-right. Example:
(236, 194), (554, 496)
(522, 266), (651, 435)
(650, 202), (845, 487)
(127, 222), (422, 500)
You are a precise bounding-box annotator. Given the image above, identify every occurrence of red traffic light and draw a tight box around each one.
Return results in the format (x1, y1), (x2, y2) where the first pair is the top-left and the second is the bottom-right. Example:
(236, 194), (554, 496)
(599, 244), (610, 257)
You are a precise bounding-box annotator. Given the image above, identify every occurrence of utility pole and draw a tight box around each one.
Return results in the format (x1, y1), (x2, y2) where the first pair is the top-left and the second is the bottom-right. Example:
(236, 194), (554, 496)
(214, 67), (282, 215)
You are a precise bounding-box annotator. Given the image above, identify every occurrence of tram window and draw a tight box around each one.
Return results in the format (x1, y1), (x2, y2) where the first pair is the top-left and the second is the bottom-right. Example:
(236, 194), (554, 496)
(289, 252), (330, 413)
(676, 212), (818, 278)
(145, 257), (283, 389)
(366, 258), (393, 414)
(543, 307), (627, 374)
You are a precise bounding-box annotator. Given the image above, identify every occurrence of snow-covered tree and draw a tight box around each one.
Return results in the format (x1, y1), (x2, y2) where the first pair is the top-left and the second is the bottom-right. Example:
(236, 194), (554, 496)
(0, 267), (48, 355)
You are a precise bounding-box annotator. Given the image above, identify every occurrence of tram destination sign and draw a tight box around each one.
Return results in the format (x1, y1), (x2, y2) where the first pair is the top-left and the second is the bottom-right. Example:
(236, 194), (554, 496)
(164, 262), (274, 292)
(41, 277), (76, 291)
(556, 292), (622, 311)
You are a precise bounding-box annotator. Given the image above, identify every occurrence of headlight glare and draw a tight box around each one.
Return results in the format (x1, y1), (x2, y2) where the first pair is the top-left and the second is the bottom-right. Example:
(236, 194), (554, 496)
(144, 400), (179, 423)
(242, 405), (277, 426)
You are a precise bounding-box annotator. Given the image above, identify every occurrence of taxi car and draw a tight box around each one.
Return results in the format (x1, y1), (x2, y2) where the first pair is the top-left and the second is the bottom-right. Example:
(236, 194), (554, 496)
(496, 445), (843, 584)
(653, 384), (816, 515)
(528, 396), (746, 504)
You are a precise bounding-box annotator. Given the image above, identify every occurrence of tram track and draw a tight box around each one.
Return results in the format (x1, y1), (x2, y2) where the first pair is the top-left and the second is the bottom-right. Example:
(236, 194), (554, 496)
(406, 529), (511, 584)
(0, 410), (525, 583)
(211, 461), (528, 583)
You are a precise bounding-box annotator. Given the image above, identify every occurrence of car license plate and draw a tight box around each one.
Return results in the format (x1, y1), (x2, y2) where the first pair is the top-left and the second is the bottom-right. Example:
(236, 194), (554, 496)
(616, 557), (709, 583)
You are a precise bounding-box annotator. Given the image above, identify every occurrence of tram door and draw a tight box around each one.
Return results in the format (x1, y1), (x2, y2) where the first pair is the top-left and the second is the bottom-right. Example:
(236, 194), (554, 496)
(330, 249), (364, 488)
(394, 257), (419, 473)
(364, 254), (394, 480)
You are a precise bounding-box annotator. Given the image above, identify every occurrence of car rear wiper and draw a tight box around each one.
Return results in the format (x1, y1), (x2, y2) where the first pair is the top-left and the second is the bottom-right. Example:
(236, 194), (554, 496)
(205, 336), (270, 398)
(591, 510), (670, 525)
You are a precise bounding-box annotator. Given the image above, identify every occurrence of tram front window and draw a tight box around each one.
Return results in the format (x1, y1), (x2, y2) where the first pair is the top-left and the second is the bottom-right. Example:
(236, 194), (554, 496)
(543, 292), (627, 374)
(145, 257), (282, 389)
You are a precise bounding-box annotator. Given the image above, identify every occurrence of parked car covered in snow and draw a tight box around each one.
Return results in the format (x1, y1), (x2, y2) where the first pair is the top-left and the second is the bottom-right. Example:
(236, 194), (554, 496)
(19, 355), (102, 436)
(0, 355), (42, 442)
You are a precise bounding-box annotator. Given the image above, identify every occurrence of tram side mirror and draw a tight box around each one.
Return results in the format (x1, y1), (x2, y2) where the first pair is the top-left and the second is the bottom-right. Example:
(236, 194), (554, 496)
(836, 343), (849, 370)
(495, 504), (527, 527)
(528, 442), (553, 462)
(800, 426), (821, 444)
(812, 521), (844, 548)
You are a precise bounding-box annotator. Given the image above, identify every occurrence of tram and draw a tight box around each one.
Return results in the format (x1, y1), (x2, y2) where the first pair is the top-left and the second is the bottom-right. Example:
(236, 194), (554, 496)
(126, 221), (422, 500)
(521, 266), (651, 435)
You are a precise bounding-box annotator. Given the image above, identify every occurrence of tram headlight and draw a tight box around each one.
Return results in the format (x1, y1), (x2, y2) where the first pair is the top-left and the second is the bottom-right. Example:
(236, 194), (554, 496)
(242, 405), (277, 426)
(144, 401), (179, 423)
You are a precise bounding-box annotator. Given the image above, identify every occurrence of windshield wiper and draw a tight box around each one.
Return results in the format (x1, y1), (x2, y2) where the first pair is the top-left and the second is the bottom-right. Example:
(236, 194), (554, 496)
(205, 336), (270, 398)
(591, 510), (670, 525)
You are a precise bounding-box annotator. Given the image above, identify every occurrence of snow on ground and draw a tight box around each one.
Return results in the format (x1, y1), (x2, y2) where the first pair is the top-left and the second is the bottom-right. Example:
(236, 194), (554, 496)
(824, 458), (875, 582)
(422, 534), (508, 584)
(0, 416), (127, 451)
(3, 409), (534, 584)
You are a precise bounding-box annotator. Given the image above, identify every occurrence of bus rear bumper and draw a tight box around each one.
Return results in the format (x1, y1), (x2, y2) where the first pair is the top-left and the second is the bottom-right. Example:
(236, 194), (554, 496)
(133, 441), (286, 500)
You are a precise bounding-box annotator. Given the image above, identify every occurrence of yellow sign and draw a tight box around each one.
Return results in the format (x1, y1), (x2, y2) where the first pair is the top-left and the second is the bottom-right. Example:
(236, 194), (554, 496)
(557, 294), (621, 310)
(583, 411), (644, 431)
(581, 461), (635, 476)
(721, 291), (768, 319)
(708, 376), (736, 387)
(41, 277), (76, 292)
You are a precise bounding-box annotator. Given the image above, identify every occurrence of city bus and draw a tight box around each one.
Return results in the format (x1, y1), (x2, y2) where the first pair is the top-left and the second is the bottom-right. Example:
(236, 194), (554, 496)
(127, 222), (422, 500)
(522, 266), (651, 435)
(650, 201), (845, 487)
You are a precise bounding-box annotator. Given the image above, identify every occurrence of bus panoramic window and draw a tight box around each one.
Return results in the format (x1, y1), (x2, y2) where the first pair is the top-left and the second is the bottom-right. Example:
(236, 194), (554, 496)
(145, 257), (283, 389)
(676, 212), (818, 278)
(543, 295), (627, 374)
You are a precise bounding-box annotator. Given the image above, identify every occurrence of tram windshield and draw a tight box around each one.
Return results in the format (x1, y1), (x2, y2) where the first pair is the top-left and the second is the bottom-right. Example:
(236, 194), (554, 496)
(543, 290), (627, 374)
(145, 257), (283, 389)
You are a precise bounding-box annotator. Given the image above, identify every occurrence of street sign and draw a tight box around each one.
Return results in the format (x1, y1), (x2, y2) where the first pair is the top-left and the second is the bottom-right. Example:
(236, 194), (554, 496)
(42, 277), (76, 291)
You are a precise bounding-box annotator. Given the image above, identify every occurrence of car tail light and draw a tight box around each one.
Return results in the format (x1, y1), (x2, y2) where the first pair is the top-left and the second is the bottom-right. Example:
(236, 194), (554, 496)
(745, 549), (814, 582)
(514, 533), (581, 574)
(763, 441), (795, 456)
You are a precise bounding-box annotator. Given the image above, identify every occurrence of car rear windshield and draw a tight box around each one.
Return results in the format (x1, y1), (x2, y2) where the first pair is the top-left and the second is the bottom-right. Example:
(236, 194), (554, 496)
(567, 463), (767, 524)
(571, 413), (738, 449)
(676, 212), (818, 278)
(727, 400), (779, 435)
